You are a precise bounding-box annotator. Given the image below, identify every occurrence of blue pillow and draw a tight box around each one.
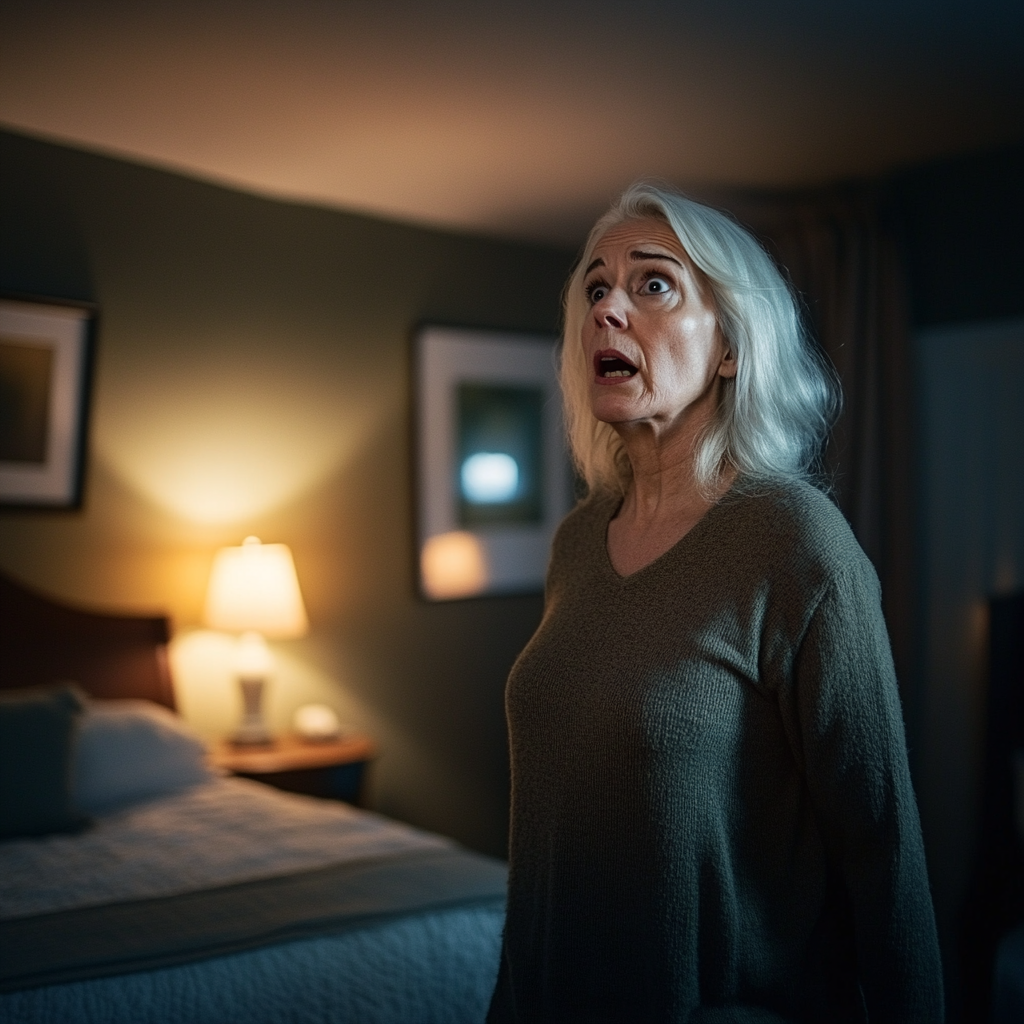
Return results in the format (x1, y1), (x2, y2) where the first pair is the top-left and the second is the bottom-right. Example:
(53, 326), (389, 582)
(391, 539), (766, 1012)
(72, 699), (214, 815)
(0, 686), (89, 840)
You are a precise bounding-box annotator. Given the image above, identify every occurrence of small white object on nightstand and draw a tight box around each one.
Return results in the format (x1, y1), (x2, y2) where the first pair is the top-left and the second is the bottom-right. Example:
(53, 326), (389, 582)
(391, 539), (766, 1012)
(293, 703), (342, 741)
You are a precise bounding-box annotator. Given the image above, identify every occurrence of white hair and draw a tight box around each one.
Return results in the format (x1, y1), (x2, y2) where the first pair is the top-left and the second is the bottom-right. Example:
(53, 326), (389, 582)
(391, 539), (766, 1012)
(560, 181), (840, 497)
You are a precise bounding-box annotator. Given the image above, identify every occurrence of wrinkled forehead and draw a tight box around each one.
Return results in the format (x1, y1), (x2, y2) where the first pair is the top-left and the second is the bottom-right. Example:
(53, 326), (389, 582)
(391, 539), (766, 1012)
(586, 215), (716, 305)
(588, 215), (689, 265)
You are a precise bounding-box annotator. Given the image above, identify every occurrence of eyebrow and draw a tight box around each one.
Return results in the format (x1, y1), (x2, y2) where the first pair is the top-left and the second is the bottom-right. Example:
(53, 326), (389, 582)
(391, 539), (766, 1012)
(584, 250), (683, 275)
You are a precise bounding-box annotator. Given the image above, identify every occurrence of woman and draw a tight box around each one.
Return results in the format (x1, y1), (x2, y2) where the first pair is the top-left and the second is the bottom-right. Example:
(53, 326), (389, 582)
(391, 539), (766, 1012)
(488, 183), (943, 1023)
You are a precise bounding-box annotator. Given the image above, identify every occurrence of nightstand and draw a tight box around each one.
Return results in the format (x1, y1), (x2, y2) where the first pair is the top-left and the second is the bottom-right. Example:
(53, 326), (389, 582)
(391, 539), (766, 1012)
(208, 733), (376, 806)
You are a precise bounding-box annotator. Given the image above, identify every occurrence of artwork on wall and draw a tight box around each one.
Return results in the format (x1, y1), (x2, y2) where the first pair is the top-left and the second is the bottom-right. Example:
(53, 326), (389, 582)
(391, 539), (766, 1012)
(415, 325), (571, 600)
(0, 296), (96, 509)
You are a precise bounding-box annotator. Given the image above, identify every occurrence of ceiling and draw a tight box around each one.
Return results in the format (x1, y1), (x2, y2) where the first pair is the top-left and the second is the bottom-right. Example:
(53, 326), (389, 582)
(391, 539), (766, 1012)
(1, 0), (1022, 245)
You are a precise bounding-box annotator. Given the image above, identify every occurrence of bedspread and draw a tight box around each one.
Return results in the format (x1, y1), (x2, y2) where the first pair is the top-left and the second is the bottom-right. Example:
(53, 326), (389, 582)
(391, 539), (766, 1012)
(0, 845), (507, 992)
(0, 775), (507, 1004)
(0, 905), (505, 1024)
(0, 776), (451, 919)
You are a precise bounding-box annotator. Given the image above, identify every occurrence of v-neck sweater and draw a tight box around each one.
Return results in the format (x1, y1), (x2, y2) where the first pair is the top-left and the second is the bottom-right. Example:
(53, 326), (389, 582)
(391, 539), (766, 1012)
(488, 481), (943, 1024)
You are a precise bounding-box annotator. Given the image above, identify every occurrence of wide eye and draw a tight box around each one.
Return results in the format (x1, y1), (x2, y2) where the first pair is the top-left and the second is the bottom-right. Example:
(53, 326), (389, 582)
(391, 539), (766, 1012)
(586, 283), (609, 304)
(640, 275), (671, 296)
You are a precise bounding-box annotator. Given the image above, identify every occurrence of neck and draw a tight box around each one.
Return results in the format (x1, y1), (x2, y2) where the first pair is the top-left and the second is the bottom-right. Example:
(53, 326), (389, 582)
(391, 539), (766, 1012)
(612, 400), (729, 523)
(603, 418), (735, 578)
(619, 454), (735, 530)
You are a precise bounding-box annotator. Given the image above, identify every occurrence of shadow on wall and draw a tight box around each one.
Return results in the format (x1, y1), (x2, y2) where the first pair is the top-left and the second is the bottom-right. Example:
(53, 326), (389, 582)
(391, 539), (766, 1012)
(914, 317), (1024, 981)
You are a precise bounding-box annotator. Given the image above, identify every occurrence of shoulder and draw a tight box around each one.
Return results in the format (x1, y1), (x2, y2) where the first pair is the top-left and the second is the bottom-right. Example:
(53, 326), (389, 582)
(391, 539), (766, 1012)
(727, 479), (855, 552)
(716, 478), (878, 598)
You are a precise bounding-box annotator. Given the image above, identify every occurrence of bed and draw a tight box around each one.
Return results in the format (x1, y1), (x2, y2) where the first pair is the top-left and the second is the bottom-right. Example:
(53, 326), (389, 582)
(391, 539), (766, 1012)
(0, 570), (506, 1024)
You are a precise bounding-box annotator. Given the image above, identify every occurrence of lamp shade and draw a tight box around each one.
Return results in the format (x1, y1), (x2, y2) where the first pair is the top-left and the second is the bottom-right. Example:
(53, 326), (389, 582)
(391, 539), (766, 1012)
(204, 537), (308, 638)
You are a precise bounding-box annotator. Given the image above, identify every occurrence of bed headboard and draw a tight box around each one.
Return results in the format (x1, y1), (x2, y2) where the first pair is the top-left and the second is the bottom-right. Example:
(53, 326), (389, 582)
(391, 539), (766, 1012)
(0, 571), (175, 710)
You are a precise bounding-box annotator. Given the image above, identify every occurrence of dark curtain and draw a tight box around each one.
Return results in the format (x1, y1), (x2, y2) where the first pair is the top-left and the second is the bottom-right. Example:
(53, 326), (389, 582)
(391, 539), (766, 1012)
(737, 187), (918, 726)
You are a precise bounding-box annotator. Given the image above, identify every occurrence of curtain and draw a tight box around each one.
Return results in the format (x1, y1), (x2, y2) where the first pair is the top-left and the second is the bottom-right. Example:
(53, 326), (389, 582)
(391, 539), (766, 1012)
(737, 186), (918, 720)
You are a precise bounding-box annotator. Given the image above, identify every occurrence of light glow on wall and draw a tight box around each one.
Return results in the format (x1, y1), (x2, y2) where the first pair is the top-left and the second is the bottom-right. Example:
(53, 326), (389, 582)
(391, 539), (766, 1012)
(420, 530), (488, 600)
(95, 374), (388, 526)
(100, 423), (354, 525)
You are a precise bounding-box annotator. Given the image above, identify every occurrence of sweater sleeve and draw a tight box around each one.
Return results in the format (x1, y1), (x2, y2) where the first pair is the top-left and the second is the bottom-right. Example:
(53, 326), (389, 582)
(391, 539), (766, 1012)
(787, 564), (944, 1023)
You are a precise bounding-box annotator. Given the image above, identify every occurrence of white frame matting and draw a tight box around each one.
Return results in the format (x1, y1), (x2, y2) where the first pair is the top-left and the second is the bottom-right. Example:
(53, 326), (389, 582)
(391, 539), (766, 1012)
(0, 296), (95, 508)
(415, 325), (570, 600)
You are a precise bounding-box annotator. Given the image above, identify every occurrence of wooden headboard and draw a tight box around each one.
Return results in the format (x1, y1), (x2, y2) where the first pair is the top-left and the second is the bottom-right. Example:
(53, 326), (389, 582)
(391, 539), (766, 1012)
(0, 571), (175, 709)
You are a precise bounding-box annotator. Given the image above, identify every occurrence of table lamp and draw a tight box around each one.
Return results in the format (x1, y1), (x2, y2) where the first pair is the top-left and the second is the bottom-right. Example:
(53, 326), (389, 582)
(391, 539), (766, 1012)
(204, 536), (308, 746)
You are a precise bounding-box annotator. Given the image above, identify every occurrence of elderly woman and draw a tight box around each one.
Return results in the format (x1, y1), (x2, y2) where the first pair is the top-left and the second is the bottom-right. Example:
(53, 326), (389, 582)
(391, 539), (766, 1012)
(488, 184), (943, 1023)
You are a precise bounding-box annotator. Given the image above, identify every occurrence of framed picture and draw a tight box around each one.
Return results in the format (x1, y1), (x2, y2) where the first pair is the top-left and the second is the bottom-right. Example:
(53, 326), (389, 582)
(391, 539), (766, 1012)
(0, 296), (96, 509)
(415, 325), (571, 600)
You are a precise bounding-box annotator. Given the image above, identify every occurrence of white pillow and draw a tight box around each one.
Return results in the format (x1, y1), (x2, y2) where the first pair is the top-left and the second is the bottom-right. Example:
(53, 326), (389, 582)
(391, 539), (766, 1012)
(72, 699), (214, 815)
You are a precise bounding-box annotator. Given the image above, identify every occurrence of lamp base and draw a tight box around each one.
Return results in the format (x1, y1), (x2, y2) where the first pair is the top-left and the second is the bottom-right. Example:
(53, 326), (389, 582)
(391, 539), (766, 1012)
(232, 676), (272, 746)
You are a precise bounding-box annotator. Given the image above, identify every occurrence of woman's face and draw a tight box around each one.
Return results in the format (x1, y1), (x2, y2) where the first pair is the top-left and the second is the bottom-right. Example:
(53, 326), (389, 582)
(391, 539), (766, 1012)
(581, 216), (735, 435)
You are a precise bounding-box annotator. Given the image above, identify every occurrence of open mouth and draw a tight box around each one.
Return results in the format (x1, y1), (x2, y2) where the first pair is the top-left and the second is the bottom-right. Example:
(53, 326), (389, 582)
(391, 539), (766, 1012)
(595, 352), (638, 379)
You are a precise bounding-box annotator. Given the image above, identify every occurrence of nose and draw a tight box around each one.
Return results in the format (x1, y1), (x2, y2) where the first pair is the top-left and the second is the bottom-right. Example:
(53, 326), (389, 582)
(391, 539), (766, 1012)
(592, 289), (627, 330)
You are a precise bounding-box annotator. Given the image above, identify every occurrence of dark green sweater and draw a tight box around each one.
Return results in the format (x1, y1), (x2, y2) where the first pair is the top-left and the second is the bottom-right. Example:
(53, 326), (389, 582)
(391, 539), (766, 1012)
(489, 482), (943, 1023)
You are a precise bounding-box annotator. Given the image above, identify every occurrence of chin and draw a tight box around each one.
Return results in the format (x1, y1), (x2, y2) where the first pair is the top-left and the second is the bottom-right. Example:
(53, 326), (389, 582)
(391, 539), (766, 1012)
(589, 392), (639, 426)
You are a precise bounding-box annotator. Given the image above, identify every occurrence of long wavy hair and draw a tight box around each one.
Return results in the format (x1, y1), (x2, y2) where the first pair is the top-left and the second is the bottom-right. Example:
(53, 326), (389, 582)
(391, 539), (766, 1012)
(560, 182), (840, 497)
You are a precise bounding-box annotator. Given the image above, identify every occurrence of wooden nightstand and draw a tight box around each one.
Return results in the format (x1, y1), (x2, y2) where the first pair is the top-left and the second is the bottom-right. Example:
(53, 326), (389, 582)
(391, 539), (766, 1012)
(208, 733), (376, 806)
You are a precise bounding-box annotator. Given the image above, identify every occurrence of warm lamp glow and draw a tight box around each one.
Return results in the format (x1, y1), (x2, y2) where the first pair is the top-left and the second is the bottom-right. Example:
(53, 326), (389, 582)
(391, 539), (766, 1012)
(204, 537), (308, 746)
(96, 374), (386, 528)
(204, 537), (309, 638)
(420, 531), (488, 599)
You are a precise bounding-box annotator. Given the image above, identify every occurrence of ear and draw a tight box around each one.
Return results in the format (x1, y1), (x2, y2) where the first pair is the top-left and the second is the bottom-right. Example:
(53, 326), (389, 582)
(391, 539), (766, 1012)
(717, 342), (737, 379)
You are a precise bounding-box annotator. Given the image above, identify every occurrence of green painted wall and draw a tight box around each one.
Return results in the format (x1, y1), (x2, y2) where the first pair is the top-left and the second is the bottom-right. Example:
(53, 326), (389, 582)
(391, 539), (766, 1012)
(0, 127), (577, 857)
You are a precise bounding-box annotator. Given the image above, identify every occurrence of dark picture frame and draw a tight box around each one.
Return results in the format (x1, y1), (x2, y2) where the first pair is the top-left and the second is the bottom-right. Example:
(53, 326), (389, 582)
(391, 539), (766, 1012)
(0, 295), (96, 509)
(414, 325), (571, 600)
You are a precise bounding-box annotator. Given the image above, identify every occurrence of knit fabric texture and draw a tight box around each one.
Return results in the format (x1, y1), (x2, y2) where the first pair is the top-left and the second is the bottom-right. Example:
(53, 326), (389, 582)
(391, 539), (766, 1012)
(488, 481), (943, 1024)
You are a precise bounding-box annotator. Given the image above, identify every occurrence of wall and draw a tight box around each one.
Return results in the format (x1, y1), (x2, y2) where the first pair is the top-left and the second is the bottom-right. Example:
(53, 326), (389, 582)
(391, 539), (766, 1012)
(915, 318), (1024, 941)
(0, 128), (576, 857)
(898, 144), (1024, 330)
(895, 143), (1024, 996)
